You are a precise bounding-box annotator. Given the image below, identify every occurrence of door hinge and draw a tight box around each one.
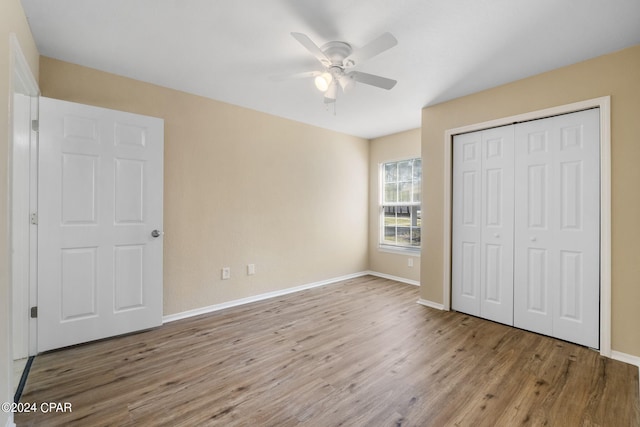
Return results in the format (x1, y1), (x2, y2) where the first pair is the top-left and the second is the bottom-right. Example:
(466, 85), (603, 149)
(30, 306), (37, 318)
(31, 119), (39, 132)
(30, 212), (38, 225)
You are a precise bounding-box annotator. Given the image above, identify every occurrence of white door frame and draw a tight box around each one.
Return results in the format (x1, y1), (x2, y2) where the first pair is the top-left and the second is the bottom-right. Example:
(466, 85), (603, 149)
(442, 96), (611, 357)
(9, 33), (40, 359)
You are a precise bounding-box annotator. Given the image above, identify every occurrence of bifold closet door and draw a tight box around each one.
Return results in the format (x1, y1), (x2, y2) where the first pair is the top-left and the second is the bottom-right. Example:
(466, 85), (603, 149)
(452, 126), (514, 325)
(514, 108), (600, 349)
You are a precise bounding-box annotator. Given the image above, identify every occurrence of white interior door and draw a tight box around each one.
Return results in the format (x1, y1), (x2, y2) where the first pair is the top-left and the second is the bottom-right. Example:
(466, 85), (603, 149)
(514, 108), (600, 348)
(37, 97), (164, 352)
(452, 125), (514, 325)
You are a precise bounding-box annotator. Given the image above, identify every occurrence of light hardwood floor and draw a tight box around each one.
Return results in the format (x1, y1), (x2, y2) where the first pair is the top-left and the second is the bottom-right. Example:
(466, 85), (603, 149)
(16, 276), (639, 426)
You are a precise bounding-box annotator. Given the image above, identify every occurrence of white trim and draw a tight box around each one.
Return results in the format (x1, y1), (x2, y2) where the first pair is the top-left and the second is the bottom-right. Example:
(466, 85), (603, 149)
(27, 94), (38, 357)
(367, 271), (420, 286)
(5, 414), (16, 427)
(417, 299), (444, 310)
(11, 92), (31, 360)
(442, 97), (612, 358)
(9, 34), (40, 361)
(611, 351), (640, 368)
(598, 96), (612, 358)
(163, 272), (369, 323)
(10, 34), (39, 94)
(377, 246), (421, 257)
(163, 271), (422, 324)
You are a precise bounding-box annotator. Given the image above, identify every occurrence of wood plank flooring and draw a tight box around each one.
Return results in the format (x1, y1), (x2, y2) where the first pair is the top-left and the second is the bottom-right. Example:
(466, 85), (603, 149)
(16, 276), (639, 426)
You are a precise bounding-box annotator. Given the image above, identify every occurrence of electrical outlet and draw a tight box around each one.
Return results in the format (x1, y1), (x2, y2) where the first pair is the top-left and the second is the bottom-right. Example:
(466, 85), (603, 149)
(247, 264), (256, 275)
(221, 267), (231, 280)
(408, 258), (414, 268)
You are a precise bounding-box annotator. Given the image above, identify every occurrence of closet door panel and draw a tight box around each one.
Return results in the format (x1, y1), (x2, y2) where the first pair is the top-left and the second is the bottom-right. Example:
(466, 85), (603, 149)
(552, 109), (600, 348)
(514, 124), (554, 336)
(480, 126), (514, 325)
(514, 109), (600, 348)
(452, 132), (482, 316)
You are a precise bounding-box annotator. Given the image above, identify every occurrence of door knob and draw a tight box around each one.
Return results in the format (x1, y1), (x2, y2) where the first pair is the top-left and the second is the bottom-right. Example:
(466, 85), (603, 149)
(151, 229), (162, 238)
(530, 236), (536, 242)
(494, 233), (500, 238)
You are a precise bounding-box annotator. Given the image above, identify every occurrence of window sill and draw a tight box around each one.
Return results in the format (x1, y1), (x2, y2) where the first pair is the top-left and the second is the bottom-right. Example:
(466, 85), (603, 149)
(378, 245), (421, 256)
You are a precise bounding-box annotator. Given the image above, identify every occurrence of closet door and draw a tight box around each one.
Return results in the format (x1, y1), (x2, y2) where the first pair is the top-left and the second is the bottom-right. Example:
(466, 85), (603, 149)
(514, 109), (600, 348)
(452, 125), (514, 325)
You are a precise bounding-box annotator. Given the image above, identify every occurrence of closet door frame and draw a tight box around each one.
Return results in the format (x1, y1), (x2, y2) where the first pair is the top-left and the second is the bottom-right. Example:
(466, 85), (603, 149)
(442, 96), (611, 357)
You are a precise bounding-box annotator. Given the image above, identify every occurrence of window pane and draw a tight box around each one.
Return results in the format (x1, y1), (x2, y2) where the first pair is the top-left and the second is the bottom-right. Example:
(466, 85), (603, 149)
(411, 228), (421, 246)
(396, 205), (411, 226)
(397, 226), (411, 246)
(384, 206), (397, 226)
(384, 183), (397, 203)
(413, 206), (421, 227)
(412, 180), (421, 203)
(413, 159), (422, 181)
(385, 163), (397, 183)
(399, 182), (411, 203)
(383, 226), (396, 244)
(398, 161), (412, 182)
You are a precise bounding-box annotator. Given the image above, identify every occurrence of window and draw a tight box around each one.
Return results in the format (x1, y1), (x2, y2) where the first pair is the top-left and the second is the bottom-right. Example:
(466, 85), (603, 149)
(380, 158), (421, 251)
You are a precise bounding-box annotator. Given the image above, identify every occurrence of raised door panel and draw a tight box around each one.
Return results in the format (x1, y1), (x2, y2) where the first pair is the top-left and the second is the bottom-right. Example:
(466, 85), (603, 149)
(114, 245), (145, 312)
(61, 154), (99, 225)
(115, 158), (145, 224)
(60, 247), (98, 321)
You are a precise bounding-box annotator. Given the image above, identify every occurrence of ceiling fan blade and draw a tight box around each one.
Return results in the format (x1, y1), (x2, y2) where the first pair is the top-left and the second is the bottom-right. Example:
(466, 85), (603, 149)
(269, 71), (322, 81)
(349, 71), (397, 90)
(344, 32), (398, 66)
(291, 32), (331, 67)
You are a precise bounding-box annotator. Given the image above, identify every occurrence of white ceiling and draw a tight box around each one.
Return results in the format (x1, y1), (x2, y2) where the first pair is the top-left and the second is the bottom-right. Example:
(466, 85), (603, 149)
(20, 0), (640, 139)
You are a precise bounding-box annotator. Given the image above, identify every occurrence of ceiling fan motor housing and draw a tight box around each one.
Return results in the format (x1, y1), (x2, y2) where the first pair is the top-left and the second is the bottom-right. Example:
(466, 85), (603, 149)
(321, 41), (354, 68)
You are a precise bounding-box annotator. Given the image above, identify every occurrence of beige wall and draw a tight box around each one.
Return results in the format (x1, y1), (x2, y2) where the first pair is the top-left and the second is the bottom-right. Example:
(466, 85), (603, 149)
(39, 57), (370, 316)
(369, 128), (421, 282)
(421, 44), (640, 357)
(0, 0), (39, 424)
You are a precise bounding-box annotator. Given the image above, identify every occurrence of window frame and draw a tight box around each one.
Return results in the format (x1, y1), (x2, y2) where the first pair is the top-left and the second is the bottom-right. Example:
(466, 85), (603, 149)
(378, 157), (422, 254)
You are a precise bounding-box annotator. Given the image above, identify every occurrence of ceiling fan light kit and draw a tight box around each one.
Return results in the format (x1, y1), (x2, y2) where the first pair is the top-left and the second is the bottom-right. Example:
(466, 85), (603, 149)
(314, 72), (333, 91)
(286, 31), (398, 106)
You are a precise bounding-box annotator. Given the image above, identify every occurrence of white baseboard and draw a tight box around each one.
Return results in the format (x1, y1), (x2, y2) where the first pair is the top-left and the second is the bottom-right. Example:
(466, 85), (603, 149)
(417, 298), (444, 310)
(5, 414), (15, 427)
(163, 271), (370, 323)
(163, 271), (423, 324)
(611, 350), (640, 368)
(366, 271), (420, 286)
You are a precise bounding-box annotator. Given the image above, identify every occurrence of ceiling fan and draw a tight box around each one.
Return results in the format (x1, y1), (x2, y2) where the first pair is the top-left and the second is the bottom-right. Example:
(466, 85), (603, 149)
(283, 32), (398, 104)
